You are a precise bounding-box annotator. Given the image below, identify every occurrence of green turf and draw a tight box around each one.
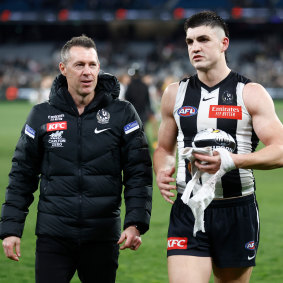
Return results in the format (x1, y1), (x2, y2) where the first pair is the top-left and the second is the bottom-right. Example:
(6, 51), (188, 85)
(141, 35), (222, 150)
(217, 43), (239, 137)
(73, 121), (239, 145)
(0, 100), (282, 282)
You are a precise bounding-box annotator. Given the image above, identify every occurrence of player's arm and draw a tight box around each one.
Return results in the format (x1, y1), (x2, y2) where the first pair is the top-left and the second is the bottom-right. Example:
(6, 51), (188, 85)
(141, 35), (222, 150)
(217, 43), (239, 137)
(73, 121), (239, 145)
(194, 83), (283, 173)
(153, 83), (179, 204)
(232, 83), (283, 169)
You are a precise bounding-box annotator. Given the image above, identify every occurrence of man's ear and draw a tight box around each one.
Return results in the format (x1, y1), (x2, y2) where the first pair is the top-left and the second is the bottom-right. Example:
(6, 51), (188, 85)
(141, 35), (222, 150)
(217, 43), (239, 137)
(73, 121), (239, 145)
(222, 37), (229, 52)
(59, 62), (66, 76)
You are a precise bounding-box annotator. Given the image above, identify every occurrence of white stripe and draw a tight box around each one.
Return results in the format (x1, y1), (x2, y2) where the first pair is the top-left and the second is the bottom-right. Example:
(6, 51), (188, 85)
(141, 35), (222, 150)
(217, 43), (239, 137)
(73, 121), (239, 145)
(197, 87), (218, 132)
(125, 125), (139, 134)
(174, 80), (188, 193)
(236, 82), (255, 193)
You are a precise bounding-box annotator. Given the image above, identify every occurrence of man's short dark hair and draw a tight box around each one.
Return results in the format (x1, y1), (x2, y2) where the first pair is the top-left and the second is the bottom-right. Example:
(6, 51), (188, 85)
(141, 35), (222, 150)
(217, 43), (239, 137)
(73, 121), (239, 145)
(61, 35), (97, 63)
(184, 11), (229, 38)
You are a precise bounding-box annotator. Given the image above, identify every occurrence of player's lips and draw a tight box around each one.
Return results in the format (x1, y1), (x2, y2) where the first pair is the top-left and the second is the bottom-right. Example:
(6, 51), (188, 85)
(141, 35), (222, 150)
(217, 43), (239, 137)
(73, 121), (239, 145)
(193, 55), (203, 60)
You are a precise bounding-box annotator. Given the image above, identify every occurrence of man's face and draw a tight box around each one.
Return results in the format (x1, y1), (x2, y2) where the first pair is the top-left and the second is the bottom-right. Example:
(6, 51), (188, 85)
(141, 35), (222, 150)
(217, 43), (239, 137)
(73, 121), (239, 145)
(59, 46), (100, 97)
(185, 25), (227, 71)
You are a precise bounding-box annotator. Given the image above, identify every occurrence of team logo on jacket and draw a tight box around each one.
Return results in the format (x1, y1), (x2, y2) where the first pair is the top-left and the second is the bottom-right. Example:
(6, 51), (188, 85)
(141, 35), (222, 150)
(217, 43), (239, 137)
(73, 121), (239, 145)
(97, 109), (110, 124)
(177, 106), (197, 117)
(47, 121), (67, 132)
(209, 105), (242, 120)
(245, 241), (255, 250)
(167, 237), (188, 250)
(48, 131), (66, 148)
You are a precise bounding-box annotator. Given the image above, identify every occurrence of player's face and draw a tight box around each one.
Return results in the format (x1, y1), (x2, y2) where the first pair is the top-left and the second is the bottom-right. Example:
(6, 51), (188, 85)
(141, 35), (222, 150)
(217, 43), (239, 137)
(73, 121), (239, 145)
(186, 25), (227, 71)
(59, 46), (100, 98)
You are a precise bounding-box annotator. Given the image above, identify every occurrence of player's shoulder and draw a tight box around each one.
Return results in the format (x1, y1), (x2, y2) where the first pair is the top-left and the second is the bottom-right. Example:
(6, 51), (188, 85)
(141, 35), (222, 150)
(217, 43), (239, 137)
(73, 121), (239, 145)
(243, 82), (270, 99)
(243, 82), (274, 115)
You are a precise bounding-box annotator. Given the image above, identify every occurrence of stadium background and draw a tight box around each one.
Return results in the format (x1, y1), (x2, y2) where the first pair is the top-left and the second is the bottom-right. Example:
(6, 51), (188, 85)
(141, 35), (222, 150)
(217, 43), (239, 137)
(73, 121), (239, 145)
(0, 0), (283, 282)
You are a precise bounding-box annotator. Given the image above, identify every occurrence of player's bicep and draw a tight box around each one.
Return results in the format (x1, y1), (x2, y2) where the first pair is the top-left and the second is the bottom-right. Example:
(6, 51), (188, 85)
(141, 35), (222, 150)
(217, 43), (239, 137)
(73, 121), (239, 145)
(157, 83), (178, 153)
(244, 83), (283, 146)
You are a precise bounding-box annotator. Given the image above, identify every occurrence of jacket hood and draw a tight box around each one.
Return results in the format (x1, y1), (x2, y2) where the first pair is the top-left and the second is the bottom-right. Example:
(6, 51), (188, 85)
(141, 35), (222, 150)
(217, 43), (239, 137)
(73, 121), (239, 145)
(49, 72), (120, 102)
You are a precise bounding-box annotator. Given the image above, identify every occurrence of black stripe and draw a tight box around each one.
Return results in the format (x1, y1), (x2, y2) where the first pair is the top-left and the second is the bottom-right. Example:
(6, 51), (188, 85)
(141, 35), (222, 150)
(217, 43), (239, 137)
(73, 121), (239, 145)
(217, 73), (242, 197)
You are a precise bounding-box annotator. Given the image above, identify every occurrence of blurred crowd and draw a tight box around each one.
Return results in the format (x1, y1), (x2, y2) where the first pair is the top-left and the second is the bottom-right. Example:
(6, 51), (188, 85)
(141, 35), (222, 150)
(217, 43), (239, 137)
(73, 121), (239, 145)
(1, 0), (282, 11)
(1, 33), (283, 95)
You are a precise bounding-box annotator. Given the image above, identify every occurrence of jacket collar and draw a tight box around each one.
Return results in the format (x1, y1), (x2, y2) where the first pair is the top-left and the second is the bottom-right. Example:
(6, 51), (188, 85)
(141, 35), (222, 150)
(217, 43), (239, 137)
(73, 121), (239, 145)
(49, 72), (120, 115)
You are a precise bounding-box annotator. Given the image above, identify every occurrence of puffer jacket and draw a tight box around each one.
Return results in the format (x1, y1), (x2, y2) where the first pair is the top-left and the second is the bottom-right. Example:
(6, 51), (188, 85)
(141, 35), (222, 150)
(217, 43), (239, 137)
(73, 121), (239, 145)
(0, 73), (152, 242)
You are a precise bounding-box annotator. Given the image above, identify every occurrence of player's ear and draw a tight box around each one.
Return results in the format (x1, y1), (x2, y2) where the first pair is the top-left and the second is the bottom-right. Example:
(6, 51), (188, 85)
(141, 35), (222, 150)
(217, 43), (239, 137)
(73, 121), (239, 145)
(222, 37), (229, 52)
(59, 62), (66, 76)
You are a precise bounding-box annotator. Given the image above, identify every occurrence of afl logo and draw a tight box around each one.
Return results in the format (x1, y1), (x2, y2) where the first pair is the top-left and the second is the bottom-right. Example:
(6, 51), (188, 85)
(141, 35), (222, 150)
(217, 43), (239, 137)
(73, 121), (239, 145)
(245, 241), (255, 250)
(178, 106), (197, 117)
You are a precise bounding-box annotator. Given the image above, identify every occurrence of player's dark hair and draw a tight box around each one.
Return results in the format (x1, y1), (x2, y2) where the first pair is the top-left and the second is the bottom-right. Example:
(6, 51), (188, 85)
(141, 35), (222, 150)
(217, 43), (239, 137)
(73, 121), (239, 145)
(184, 11), (229, 38)
(61, 34), (98, 63)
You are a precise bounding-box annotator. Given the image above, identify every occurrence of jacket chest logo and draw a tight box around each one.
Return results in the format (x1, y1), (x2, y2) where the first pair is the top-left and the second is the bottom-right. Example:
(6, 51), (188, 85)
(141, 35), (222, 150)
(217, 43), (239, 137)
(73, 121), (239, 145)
(97, 109), (110, 124)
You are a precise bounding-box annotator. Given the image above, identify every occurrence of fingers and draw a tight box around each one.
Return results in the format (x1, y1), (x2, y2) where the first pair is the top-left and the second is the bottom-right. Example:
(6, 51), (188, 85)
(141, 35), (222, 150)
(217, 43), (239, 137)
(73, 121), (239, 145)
(118, 228), (142, 251)
(156, 169), (176, 204)
(2, 236), (21, 261)
(160, 187), (175, 204)
(120, 235), (142, 251)
(193, 152), (221, 174)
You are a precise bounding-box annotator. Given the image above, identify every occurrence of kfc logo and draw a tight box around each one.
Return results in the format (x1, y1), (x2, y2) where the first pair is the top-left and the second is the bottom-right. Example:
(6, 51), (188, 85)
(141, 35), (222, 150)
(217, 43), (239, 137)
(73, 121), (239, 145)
(167, 237), (188, 250)
(47, 121), (67, 132)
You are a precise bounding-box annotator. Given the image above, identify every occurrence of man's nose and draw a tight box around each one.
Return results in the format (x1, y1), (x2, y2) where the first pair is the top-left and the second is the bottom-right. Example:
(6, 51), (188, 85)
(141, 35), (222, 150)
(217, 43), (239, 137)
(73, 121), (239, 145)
(191, 41), (201, 52)
(82, 65), (91, 74)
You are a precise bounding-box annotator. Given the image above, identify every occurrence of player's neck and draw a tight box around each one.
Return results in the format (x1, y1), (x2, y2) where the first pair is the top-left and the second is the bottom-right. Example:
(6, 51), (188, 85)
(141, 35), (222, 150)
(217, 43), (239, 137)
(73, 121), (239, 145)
(197, 64), (231, 88)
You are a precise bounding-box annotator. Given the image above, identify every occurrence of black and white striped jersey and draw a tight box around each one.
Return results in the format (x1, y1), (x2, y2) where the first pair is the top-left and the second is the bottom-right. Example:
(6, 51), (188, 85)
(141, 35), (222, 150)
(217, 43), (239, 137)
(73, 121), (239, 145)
(173, 71), (259, 198)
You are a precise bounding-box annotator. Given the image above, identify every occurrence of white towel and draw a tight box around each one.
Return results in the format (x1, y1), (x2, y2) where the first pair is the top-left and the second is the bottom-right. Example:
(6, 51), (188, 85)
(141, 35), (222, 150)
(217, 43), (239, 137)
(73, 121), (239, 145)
(180, 147), (236, 236)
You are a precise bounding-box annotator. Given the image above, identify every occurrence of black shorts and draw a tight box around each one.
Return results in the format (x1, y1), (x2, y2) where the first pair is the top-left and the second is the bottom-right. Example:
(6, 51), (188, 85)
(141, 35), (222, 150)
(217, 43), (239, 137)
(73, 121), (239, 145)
(167, 193), (260, 268)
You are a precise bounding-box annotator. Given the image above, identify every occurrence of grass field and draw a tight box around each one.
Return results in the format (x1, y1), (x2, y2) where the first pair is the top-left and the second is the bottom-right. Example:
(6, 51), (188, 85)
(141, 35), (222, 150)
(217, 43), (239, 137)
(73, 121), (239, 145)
(0, 100), (282, 282)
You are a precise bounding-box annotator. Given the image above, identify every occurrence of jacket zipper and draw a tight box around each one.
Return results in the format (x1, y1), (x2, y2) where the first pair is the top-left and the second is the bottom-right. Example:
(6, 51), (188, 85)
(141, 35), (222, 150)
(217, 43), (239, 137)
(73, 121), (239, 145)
(78, 116), (82, 244)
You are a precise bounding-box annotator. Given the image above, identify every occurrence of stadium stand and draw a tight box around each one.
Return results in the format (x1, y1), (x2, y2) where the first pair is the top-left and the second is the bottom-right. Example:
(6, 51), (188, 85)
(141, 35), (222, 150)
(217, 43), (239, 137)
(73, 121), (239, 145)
(1, 0), (283, 100)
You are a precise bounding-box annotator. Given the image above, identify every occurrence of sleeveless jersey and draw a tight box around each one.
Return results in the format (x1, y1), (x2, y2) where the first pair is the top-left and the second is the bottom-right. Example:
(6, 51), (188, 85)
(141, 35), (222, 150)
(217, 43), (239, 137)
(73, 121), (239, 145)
(173, 71), (259, 198)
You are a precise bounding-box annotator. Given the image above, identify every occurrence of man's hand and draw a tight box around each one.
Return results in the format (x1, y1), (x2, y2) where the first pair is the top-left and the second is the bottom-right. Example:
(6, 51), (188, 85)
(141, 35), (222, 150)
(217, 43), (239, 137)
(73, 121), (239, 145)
(156, 167), (176, 204)
(194, 149), (236, 174)
(2, 236), (21, 261)
(193, 151), (221, 174)
(118, 226), (142, 251)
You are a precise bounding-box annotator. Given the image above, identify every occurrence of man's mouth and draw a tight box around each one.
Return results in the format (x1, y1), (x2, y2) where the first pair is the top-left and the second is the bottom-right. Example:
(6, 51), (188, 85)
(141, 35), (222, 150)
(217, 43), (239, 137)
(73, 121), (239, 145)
(193, 55), (203, 61)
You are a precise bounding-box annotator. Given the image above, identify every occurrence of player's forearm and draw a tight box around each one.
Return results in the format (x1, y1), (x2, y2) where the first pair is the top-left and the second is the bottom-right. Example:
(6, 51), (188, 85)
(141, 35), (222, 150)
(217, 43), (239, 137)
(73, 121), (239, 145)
(233, 144), (283, 170)
(153, 147), (176, 174)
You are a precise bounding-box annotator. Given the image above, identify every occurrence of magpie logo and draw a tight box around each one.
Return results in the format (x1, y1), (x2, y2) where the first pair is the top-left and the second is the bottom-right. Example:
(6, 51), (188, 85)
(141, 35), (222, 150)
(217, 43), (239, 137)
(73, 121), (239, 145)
(94, 128), (110, 134)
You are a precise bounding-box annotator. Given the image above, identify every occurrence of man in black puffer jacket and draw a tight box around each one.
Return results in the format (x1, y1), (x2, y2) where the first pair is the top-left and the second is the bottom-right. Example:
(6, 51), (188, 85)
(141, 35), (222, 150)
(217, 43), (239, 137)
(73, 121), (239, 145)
(0, 35), (152, 283)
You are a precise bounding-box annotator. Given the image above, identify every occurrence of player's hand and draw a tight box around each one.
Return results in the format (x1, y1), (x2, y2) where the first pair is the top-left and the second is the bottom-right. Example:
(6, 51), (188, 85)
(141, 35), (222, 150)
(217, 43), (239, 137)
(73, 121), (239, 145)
(156, 167), (176, 204)
(2, 236), (21, 261)
(118, 226), (141, 251)
(193, 151), (221, 174)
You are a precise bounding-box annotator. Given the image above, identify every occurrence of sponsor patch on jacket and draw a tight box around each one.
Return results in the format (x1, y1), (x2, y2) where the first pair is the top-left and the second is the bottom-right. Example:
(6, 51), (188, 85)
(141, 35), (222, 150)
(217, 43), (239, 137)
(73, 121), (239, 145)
(245, 241), (255, 250)
(25, 124), (35, 139)
(124, 120), (139, 134)
(209, 105), (242, 120)
(48, 114), (65, 121)
(177, 106), (197, 117)
(167, 237), (188, 250)
(48, 131), (66, 148)
(47, 121), (67, 132)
